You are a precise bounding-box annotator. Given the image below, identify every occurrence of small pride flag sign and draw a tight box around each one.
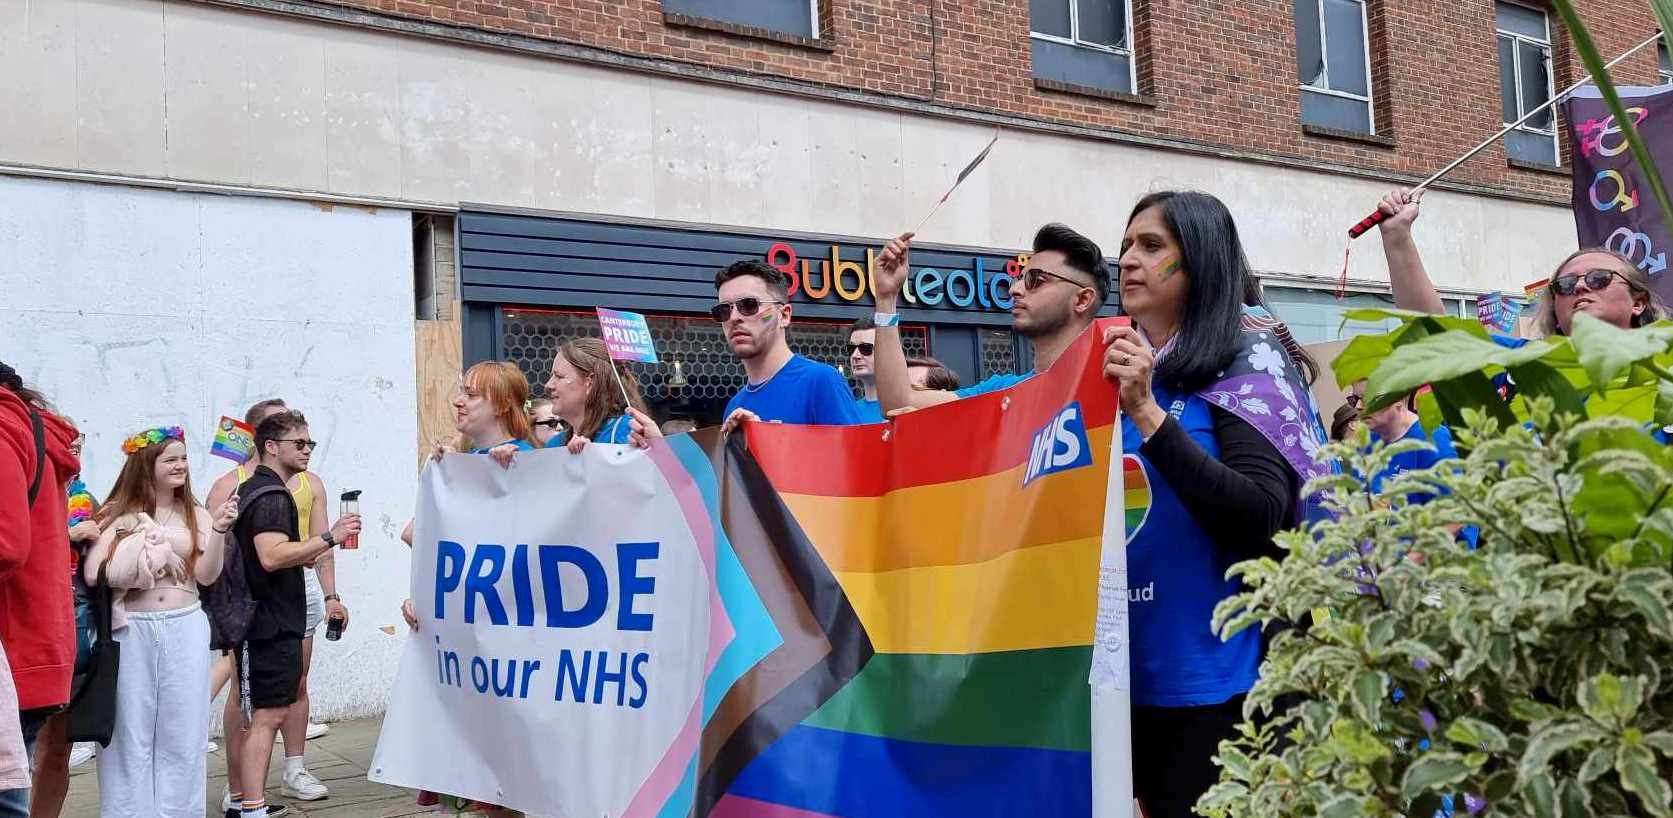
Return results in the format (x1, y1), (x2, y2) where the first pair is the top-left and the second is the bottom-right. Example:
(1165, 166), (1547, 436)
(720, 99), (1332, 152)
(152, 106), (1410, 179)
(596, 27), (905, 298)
(597, 308), (658, 363)
(210, 416), (255, 464)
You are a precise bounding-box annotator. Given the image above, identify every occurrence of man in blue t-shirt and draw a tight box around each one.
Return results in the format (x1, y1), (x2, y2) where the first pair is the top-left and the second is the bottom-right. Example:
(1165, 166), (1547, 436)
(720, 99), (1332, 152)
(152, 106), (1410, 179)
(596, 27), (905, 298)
(1350, 381), (1479, 547)
(868, 224), (1110, 410)
(848, 316), (883, 422)
(715, 260), (862, 429)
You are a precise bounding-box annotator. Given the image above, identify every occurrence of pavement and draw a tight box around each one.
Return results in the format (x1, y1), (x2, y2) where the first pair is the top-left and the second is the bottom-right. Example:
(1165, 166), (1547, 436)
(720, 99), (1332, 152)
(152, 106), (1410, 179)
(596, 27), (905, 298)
(62, 717), (452, 817)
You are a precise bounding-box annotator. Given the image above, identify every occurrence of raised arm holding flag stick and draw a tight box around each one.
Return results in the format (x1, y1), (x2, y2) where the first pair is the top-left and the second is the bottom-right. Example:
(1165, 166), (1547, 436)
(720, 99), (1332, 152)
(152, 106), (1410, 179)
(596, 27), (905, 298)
(1345, 30), (1664, 238)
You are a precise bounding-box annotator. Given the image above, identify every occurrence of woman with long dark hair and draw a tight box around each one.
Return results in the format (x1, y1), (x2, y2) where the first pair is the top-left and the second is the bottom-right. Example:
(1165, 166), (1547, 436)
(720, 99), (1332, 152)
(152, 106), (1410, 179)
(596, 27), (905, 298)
(82, 427), (236, 817)
(1101, 191), (1331, 818)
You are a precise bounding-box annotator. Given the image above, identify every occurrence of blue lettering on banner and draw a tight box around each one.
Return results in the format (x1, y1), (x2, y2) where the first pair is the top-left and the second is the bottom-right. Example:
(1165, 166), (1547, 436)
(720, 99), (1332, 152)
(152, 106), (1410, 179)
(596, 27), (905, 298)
(432, 540), (661, 631)
(428, 539), (663, 711)
(1023, 402), (1094, 487)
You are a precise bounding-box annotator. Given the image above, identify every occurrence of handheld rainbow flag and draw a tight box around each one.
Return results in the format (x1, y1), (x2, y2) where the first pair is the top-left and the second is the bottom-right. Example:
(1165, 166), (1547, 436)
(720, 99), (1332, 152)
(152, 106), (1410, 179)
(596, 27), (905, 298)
(210, 416), (255, 464)
(912, 129), (1001, 233)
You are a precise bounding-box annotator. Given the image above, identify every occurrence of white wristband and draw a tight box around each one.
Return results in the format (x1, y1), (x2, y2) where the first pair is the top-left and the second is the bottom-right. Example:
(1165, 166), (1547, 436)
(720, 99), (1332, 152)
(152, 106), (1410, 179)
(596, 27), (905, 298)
(873, 312), (901, 328)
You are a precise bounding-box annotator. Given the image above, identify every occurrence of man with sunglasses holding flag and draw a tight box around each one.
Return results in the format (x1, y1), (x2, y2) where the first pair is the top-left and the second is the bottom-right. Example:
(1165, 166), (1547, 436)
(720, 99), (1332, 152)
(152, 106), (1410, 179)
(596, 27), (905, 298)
(713, 260), (863, 429)
(868, 223), (1111, 413)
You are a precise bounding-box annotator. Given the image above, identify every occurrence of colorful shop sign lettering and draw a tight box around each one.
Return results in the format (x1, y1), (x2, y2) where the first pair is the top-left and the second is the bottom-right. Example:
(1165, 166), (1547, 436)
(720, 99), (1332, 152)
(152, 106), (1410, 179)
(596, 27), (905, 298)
(765, 243), (1024, 312)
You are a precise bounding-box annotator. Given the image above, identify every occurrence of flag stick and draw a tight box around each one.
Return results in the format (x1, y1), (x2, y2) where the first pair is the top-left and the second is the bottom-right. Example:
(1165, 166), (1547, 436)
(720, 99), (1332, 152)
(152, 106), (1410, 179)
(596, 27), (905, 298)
(1347, 30), (1663, 238)
(910, 129), (1000, 234)
(610, 363), (633, 408)
(912, 197), (949, 235)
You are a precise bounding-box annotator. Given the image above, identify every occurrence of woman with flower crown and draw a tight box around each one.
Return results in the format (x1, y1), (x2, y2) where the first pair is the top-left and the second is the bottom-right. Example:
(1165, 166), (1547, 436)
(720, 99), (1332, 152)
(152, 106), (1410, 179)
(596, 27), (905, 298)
(81, 427), (238, 817)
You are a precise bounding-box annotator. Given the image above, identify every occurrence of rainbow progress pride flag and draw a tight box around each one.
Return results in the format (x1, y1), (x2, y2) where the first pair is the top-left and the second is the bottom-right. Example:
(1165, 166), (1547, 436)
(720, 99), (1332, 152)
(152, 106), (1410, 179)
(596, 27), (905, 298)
(684, 322), (1128, 817)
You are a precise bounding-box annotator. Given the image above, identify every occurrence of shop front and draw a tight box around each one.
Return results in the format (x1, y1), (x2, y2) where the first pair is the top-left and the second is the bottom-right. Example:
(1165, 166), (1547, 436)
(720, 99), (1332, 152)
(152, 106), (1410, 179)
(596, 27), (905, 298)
(458, 209), (1102, 425)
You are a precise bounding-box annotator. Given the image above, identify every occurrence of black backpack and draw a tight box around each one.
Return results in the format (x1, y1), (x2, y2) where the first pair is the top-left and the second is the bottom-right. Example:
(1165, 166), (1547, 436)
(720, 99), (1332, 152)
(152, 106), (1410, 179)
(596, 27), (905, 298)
(201, 483), (291, 651)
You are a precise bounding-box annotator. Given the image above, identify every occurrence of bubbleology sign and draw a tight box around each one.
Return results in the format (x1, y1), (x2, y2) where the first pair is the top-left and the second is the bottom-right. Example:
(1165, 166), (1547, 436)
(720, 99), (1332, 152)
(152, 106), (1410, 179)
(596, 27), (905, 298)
(596, 308), (659, 363)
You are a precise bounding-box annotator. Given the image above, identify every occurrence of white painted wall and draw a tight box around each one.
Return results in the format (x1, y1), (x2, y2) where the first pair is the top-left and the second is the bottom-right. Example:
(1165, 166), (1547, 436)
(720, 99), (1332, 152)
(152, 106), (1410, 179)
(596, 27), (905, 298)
(0, 176), (417, 721)
(0, 0), (1575, 295)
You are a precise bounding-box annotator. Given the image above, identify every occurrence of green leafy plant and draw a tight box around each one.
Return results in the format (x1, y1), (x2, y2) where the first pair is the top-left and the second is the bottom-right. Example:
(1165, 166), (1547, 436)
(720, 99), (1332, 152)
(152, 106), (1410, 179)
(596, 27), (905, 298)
(1198, 314), (1673, 817)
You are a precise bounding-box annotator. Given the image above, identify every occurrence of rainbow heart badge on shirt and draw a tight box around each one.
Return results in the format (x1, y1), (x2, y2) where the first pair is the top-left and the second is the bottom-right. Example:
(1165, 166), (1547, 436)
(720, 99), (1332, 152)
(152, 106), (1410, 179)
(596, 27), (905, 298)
(1122, 454), (1151, 542)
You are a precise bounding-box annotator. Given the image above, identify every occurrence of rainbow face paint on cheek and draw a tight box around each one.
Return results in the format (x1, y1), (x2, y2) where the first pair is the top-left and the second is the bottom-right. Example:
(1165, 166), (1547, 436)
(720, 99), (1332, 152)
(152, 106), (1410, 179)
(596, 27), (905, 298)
(1157, 257), (1181, 281)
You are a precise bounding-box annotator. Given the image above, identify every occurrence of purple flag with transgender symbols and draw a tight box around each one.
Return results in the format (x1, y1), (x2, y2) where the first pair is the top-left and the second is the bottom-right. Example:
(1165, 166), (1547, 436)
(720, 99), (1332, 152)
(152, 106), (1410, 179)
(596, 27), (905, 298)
(1563, 85), (1673, 305)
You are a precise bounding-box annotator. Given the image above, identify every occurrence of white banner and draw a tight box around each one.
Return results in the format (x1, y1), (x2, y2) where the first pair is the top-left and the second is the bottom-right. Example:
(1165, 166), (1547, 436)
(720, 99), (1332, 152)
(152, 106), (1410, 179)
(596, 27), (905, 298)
(370, 445), (712, 816)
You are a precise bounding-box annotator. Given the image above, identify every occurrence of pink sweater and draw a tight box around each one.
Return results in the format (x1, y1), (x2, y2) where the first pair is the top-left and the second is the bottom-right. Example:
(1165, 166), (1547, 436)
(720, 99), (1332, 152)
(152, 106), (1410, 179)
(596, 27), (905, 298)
(99, 511), (215, 631)
(0, 639), (28, 788)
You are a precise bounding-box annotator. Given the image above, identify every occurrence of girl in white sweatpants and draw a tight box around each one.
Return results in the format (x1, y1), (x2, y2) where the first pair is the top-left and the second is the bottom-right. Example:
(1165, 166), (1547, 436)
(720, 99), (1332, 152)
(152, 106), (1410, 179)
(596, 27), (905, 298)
(83, 431), (236, 818)
(103, 606), (212, 816)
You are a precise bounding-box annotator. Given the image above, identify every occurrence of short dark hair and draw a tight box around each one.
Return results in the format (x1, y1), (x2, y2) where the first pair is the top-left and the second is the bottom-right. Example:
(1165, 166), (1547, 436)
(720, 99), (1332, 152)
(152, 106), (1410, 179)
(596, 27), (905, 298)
(1032, 223), (1110, 305)
(244, 398), (287, 429)
(715, 260), (791, 301)
(907, 355), (962, 391)
(848, 315), (876, 335)
(255, 409), (308, 459)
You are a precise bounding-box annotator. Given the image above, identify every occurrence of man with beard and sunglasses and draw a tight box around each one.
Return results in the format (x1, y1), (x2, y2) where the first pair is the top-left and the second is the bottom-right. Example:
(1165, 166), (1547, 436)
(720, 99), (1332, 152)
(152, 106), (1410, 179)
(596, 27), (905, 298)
(869, 224), (1110, 414)
(713, 261), (863, 429)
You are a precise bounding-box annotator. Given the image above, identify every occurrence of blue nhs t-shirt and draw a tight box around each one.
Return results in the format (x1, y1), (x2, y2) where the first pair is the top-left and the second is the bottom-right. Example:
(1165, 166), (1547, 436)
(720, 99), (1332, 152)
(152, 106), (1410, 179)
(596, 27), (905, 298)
(1123, 388), (1264, 707)
(1369, 421), (1459, 499)
(854, 398), (883, 423)
(724, 355), (863, 426)
(470, 439), (536, 454)
(1368, 421), (1480, 548)
(956, 372), (1031, 398)
(546, 414), (634, 446)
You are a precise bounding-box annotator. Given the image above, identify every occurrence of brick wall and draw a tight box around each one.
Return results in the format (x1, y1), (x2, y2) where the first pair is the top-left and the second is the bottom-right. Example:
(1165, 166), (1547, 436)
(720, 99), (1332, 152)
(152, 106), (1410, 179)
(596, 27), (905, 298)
(316, 0), (1662, 199)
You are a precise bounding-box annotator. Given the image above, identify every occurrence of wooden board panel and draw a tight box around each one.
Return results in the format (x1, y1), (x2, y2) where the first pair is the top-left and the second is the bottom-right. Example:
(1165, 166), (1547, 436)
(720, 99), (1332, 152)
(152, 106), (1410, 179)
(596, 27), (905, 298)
(415, 315), (462, 467)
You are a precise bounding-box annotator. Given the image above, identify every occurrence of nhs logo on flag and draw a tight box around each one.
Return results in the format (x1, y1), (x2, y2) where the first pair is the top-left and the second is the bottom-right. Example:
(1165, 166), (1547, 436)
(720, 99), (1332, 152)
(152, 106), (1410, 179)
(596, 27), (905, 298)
(1023, 402), (1094, 487)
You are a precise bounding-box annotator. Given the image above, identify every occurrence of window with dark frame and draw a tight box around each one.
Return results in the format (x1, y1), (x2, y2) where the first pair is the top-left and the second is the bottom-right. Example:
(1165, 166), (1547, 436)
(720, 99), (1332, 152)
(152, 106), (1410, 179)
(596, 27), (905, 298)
(1660, 42), (1673, 86)
(1294, 0), (1375, 134)
(662, 0), (819, 40)
(1029, 0), (1136, 95)
(1496, 2), (1558, 166)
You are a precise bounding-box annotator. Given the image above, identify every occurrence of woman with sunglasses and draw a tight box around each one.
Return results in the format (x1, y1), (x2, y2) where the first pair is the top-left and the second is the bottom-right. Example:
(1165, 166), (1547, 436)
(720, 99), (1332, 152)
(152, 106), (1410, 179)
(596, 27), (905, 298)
(82, 427), (238, 817)
(1375, 188), (1664, 336)
(1101, 191), (1333, 818)
(541, 338), (660, 452)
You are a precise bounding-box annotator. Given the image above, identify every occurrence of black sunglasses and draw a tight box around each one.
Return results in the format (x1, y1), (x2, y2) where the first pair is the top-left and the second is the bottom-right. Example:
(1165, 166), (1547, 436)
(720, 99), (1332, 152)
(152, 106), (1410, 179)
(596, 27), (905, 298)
(532, 418), (563, 429)
(1551, 268), (1630, 296)
(272, 438), (318, 451)
(847, 342), (875, 356)
(1015, 267), (1093, 292)
(710, 297), (782, 322)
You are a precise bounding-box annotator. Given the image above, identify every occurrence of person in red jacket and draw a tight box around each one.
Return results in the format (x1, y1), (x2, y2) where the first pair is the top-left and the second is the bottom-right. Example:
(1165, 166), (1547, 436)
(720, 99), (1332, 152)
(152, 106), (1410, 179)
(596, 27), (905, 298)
(0, 362), (78, 817)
